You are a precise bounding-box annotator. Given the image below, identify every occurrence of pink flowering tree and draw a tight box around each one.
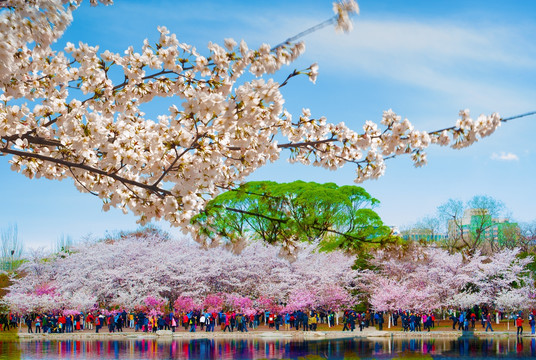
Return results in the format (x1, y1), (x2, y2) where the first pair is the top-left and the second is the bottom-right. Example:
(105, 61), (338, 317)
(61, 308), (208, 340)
(254, 296), (279, 313)
(5, 292), (57, 314)
(173, 296), (198, 313)
(364, 278), (410, 312)
(357, 246), (469, 311)
(461, 248), (534, 308)
(284, 284), (355, 312)
(0, 0), (508, 249)
(144, 295), (166, 316)
(356, 245), (535, 312)
(2, 274), (63, 313)
(226, 294), (255, 315)
(317, 284), (355, 312)
(285, 288), (318, 312)
(203, 294), (224, 313)
(63, 309), (81, 316)
(68, 290), (98, 312)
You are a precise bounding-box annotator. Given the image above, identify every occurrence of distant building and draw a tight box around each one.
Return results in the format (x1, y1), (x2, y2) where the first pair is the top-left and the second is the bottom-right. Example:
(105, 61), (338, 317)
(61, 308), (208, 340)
(448, 209), (519, 245)
(401, 228), (446, 242)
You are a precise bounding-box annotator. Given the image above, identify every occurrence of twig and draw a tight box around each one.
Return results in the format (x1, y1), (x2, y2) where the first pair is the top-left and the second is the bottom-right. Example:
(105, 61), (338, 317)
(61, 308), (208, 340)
(271, 17), (338, 51)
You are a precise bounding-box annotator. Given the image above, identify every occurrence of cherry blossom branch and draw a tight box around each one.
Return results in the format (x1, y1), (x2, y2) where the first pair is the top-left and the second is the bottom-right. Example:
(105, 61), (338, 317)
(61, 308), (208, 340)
(502, 111), (536, 122)
(151, 136), (201, 188)
(272, 18), (337, 51)
(1, 110), (533, 212)
(423, 110), (536, 136)
(271, 0), (359, 50)
(1, 0), (530, 237)
(1, 146), (172, 198)
(67, 166), (99, 196)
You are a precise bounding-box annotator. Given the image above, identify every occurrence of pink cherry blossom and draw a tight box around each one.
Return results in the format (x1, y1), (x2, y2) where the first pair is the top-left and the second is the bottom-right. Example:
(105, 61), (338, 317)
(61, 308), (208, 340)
(356, 246), (534, 311)
(4, 230), (357, 313)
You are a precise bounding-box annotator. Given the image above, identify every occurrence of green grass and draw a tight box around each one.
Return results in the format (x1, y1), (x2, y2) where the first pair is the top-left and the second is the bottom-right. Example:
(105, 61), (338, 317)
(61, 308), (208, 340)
(0, 327), (19, 341)
(0, 327), (21, 360)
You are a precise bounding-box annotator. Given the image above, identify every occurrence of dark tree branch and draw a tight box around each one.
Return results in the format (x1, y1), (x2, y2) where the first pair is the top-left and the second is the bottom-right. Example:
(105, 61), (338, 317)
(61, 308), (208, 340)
(223, 206), (288, 224)
(0, 146), (172, 198)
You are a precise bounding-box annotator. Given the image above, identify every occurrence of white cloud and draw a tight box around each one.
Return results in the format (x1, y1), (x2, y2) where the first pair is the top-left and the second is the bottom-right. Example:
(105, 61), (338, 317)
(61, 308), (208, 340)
(302, 18), (536, 113)
(491, 152), (519, 161)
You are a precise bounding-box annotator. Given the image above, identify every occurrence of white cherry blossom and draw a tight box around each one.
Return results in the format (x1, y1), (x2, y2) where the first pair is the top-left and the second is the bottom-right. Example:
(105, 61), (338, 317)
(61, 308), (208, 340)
(0, 0), (503, 242)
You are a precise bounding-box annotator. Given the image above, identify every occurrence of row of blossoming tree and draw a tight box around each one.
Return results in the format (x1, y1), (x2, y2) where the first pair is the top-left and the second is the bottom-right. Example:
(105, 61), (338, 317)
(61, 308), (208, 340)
(356, 244), (536, 313)
(4, 227), (535, 316)
(3, 229), (357, 314)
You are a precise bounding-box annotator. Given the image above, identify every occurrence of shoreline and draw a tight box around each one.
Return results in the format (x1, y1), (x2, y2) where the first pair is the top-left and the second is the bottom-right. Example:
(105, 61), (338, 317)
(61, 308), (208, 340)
(13, 328), (536, 342)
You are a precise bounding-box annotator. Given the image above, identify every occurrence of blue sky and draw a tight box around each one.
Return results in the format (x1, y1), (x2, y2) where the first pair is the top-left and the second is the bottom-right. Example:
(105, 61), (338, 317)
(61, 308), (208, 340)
(1, 0), (535, 248)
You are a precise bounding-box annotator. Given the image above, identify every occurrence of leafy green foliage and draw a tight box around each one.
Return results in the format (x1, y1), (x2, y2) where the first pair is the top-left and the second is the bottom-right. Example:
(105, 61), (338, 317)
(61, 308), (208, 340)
(518, 251), (536, 284)
(192, 181), (394, 253)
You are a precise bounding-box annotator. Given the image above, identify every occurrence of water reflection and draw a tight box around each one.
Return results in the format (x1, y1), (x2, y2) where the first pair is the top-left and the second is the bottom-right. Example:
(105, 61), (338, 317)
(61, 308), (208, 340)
(5, 336), (536, 359)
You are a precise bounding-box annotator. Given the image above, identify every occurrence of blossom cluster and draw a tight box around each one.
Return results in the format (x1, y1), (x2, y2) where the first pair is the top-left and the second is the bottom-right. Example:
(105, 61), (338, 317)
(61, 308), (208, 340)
(0, 1), (500, 237)
(333, 0), (360, 32)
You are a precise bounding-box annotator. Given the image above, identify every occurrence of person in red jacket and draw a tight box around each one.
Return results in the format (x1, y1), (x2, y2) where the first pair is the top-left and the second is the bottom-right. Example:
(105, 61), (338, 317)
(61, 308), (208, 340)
(58, 315), (66, 333)
(516, 315), (524, 336)
(86, 313), (95, 330)
(470, 312), (476, 329)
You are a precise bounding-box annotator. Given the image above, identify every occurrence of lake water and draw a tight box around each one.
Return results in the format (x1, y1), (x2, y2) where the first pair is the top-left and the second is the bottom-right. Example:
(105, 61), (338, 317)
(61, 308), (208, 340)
(2, 336), (536, 359)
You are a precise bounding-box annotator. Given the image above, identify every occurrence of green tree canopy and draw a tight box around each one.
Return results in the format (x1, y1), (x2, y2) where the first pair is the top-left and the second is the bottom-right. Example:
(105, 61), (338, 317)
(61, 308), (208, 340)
(192, 181), (394, 254)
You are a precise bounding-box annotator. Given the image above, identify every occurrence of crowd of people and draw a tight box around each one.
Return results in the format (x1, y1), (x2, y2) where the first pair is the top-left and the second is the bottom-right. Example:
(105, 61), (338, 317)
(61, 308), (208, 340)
(396, 311), (436, 332)
(0, 313), (19, 331)
(4, 307), (536, 335)
(339, 310), (384, 332)
(10, 309), (339, 334)
(449, 309), (494, 332)
(448, 308), (536, 336)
